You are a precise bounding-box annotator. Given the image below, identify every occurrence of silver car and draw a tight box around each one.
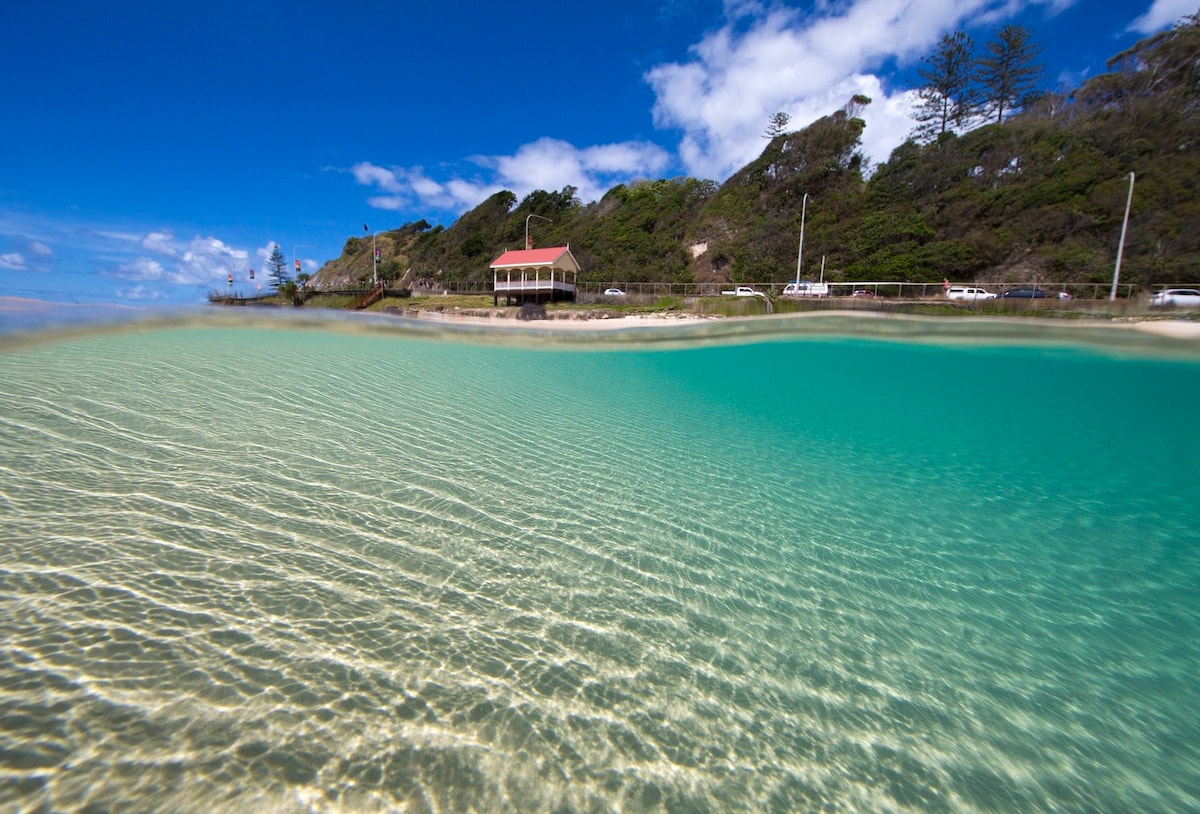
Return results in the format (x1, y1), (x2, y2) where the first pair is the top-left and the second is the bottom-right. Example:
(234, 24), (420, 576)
(1150, 288), (1200, 307)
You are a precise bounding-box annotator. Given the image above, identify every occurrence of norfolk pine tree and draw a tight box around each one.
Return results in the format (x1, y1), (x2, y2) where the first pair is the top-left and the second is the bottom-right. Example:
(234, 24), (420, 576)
(763, 112), (791, 138)
(267, 243), (288, 289)
(977, 24), (1044, 123)
(911, 31), (979, 142)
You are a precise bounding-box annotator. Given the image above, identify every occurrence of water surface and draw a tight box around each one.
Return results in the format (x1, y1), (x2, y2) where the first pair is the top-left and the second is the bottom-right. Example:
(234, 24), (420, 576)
(2, 313), (1198, 812)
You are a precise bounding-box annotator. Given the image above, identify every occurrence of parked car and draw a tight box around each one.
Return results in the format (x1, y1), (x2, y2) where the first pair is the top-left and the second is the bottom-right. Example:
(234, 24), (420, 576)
(1150, 288), (1200, 307)
(946, 286), (997, 301)
(852, 289), (876, 298)
(782, 281), (829, 297)
(1000, 287), (1046, 299)
(603, 288), (625, 297)
(721, 286), (764, 297)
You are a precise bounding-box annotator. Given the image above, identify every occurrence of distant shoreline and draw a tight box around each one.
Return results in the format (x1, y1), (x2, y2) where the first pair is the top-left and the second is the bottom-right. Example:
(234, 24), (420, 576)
(4, 296), (1200, 347)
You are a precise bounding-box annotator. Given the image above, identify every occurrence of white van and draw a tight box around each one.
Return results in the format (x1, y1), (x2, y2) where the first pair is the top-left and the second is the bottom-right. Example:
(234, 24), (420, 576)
(782, 281), (829, 297)
(946, 286), (996, 301)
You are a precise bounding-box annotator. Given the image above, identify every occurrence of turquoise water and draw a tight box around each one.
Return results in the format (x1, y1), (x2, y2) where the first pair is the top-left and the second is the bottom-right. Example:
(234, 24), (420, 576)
(2, 313), (1198, 812)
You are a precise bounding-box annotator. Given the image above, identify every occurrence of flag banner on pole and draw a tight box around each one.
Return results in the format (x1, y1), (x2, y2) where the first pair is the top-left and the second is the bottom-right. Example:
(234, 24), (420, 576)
(363, 224), (368, 233)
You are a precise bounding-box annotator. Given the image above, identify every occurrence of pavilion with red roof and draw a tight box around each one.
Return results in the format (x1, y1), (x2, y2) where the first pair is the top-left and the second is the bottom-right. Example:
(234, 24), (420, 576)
(490, 246), (580, 306)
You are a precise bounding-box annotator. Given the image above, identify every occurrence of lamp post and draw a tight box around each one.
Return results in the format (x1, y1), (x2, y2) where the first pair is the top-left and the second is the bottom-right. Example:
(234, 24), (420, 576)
(795, 193), (809, 286)
(371, 232), (382, 286)
(1110, 172), (1135, 302)
(525, 214), (551, 250)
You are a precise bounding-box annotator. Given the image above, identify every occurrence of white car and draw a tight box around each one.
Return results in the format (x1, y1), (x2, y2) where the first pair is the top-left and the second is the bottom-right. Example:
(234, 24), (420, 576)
(1150, 288), (1200, 307)
(603, 288), (626, 297)
(946, 286), (997, 301)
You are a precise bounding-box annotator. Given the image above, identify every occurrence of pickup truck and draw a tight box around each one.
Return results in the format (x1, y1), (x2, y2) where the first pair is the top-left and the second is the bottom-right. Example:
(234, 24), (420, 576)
(721, 286), (764, 297)
(781, 281), (829, 297)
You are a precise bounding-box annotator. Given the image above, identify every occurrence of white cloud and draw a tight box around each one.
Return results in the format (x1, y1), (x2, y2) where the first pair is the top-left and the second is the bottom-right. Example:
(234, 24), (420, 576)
(646, 0), (1073, 178)
(141, 230), (178, 256)
(352, 136), (670, 216)
(492, 138), (670, 203)
(351, 162), (404, 193)
(174, 236), (250, 285)
(113, 233), (250, 289)
(0, 252), (27, 270)
(116, 256), (167, 281)
(29, 241), (52, 257)
(1128, 0), (1195, 34)
(366, 195), (407, 211)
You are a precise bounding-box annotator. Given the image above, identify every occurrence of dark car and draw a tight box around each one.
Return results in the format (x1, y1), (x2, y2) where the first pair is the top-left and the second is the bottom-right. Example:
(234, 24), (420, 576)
(1000, 287), (1046, 299)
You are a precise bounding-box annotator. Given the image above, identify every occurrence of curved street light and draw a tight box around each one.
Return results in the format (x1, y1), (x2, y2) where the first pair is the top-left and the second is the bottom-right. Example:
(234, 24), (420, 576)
(525, 213), (551, 250)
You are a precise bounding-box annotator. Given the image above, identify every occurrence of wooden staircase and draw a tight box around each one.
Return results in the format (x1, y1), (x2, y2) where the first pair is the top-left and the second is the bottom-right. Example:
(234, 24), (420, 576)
(354, 281), (385, 310)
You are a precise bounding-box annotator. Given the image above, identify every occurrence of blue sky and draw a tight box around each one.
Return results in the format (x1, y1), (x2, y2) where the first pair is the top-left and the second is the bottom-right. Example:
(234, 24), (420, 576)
(1, 0), (1191, 306)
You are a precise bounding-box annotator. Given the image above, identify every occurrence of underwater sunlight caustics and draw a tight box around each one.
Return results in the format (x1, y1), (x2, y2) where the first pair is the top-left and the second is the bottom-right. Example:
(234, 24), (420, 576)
(1, 312), (1198, 812)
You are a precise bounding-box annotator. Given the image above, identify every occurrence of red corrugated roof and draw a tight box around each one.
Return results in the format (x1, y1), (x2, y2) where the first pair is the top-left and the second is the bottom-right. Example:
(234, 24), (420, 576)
(489, 247), (572, 268)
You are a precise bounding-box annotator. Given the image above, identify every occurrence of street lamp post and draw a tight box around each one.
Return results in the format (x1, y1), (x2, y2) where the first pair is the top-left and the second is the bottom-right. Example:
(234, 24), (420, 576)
(525, 214), (551, 250)
(1110, 172), (1135, 302)
(795, 193), (809, 286)
(371, 232), (381, 286)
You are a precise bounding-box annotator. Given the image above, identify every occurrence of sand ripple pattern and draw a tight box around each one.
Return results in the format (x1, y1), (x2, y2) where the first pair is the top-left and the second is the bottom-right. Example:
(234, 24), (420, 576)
(2, 320), (1199, 812)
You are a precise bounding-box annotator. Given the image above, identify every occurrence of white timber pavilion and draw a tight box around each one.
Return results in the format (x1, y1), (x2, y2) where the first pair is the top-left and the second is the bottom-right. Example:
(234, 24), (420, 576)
(490, 246), (580, 306)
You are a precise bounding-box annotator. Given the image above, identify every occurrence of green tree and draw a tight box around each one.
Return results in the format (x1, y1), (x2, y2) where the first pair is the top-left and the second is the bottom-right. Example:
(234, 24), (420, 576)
(911, 31), (979, 142)
(763, 111), (791, 139)
(977, 24), (1044, 123)
(267, 243), (288, 288)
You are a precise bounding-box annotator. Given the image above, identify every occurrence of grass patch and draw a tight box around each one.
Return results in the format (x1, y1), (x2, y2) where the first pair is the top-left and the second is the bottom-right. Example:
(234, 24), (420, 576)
(372, 293), (493, 311)
(694, 297), (772, 316)
(304, 293), (363, 309)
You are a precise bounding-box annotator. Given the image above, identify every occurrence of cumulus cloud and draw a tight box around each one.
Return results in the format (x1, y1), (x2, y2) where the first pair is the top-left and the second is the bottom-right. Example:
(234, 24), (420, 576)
(141, 230), (178, 256)
(1128, 0), (1195, 34)
(113, 232), (250, 290)
(647, 0), (1073, 178)
(175, 236), (249, 285)
(116, 256), (167, 281)
(351, 162), (404, 193)
(353, 136), (670, 216)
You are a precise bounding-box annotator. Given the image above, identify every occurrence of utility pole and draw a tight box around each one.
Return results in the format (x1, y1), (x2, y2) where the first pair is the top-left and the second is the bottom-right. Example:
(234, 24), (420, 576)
(795, 193), (809, 285)
(1110, 172), (1135, 301)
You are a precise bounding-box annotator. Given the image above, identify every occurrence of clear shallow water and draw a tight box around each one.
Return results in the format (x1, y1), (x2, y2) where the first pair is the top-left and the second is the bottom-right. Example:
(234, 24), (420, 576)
(1, 313), (1198, 812)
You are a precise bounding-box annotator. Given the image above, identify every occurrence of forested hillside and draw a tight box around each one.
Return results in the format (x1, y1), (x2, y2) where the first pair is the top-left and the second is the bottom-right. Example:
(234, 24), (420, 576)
(313, 15), (1199, 292)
